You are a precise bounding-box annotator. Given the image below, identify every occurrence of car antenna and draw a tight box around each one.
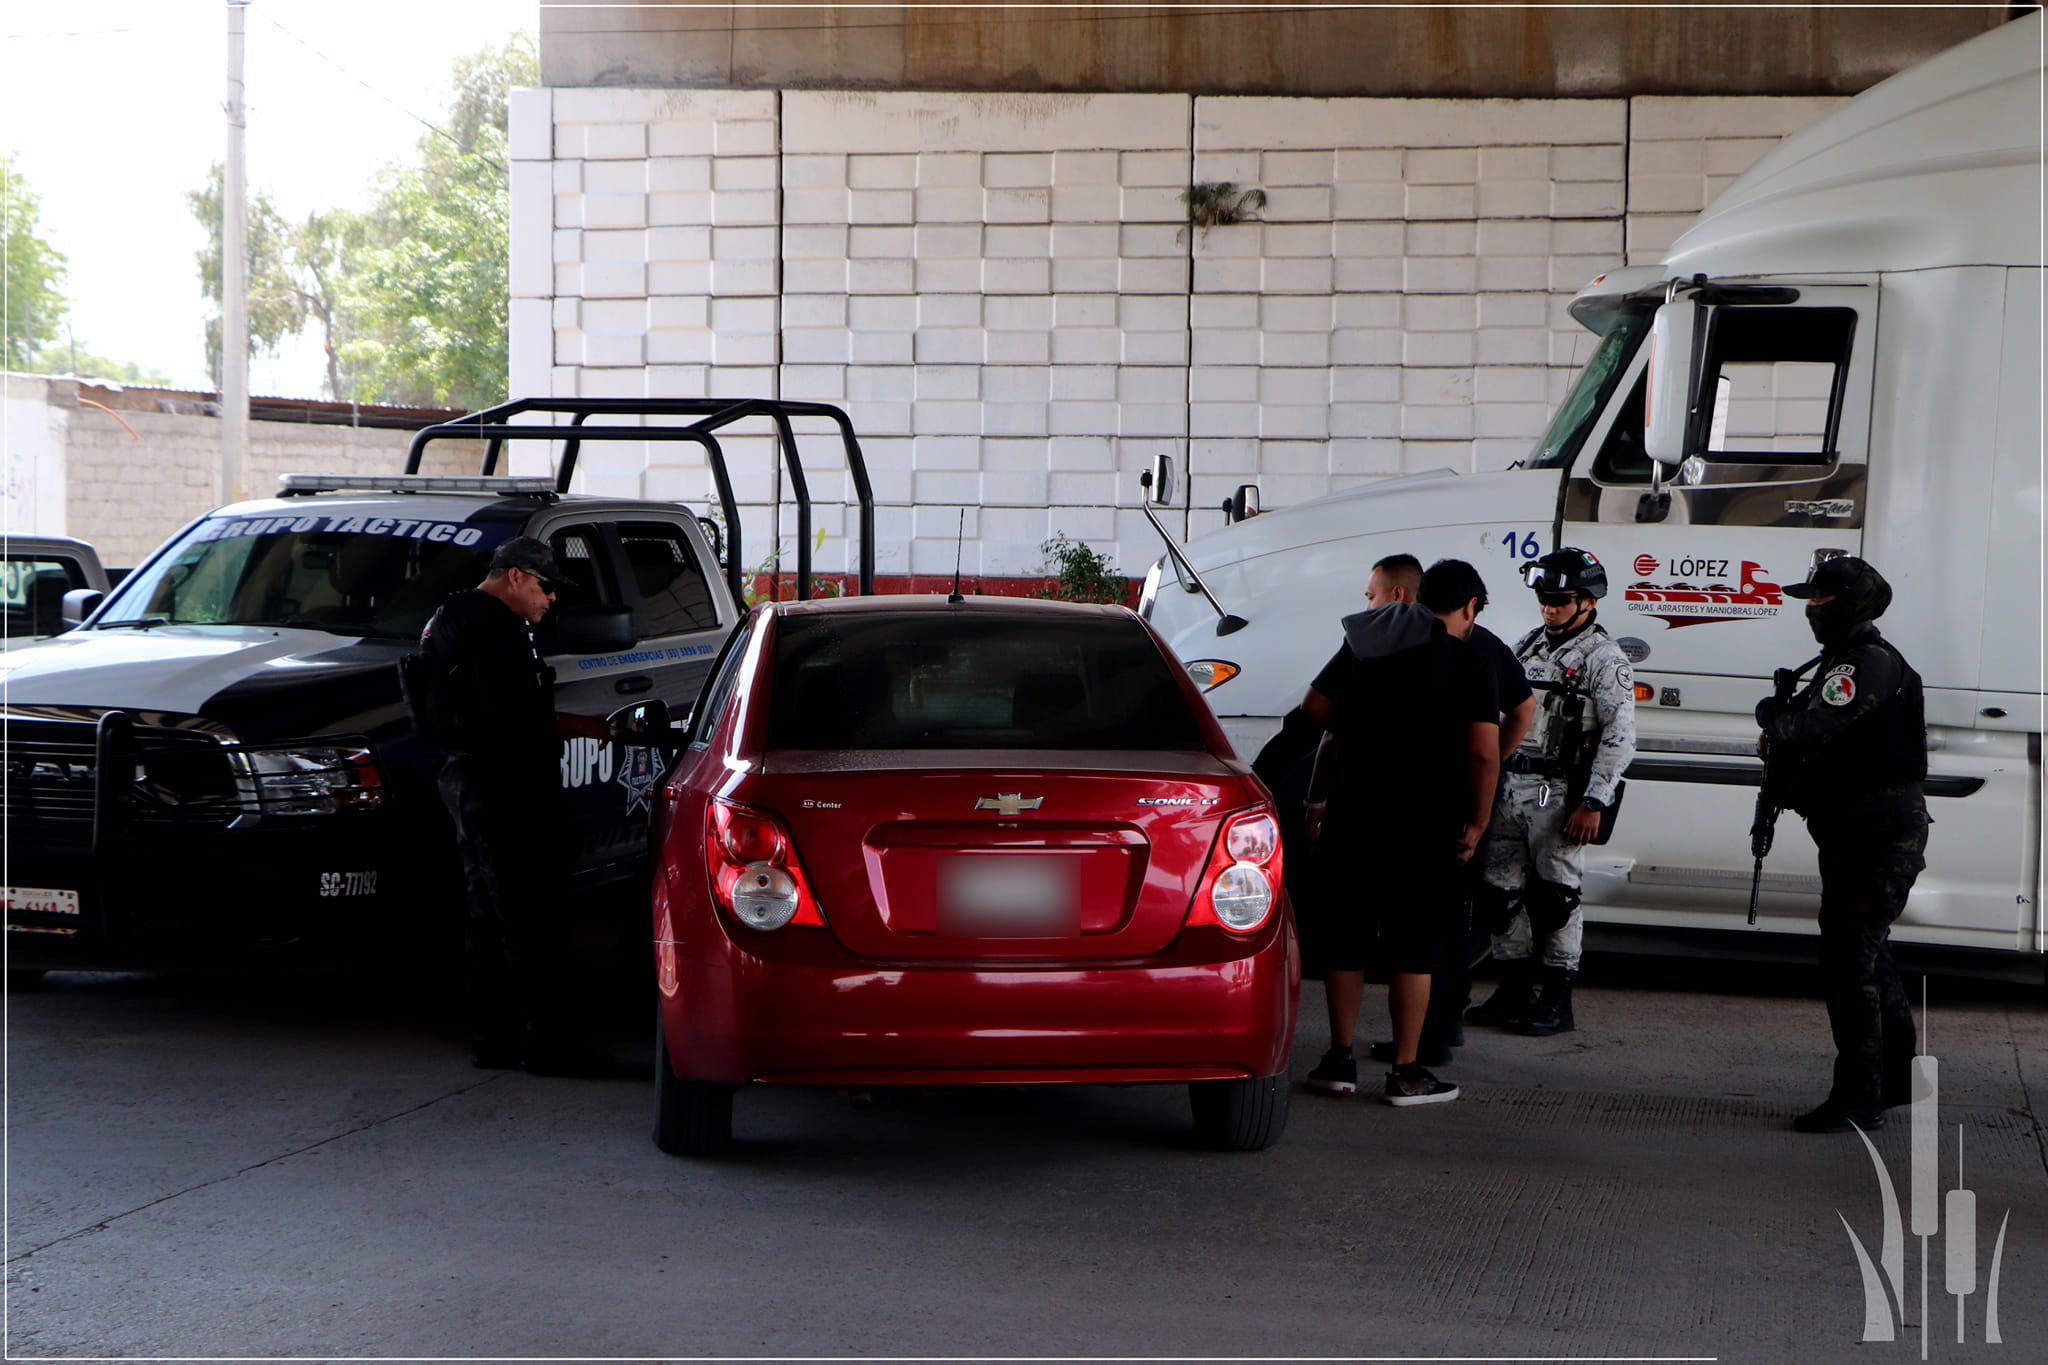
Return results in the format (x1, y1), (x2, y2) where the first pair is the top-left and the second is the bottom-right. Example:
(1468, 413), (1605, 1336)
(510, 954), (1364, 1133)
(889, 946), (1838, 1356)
(948, 508), (966, 603)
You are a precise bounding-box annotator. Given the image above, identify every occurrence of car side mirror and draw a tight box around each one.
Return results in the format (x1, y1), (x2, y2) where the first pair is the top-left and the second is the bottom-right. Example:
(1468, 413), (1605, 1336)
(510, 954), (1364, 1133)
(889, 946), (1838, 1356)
(545, 604), (636, 656)
(1223, 483), (1260, 523)
(607, 697), (676, 745)
(1144, 453), (1175, 506)
(60, 587), (104, 628)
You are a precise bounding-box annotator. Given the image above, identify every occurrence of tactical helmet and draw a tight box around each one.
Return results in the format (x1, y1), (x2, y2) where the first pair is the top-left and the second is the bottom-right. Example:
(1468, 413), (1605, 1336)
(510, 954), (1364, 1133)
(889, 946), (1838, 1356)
(1521, 547), (1608, 600)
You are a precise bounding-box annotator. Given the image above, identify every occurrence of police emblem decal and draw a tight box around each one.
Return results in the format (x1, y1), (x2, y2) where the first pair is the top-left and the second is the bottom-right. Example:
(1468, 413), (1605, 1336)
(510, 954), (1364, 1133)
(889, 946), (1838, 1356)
(1822, 674), (1857, 707)
(617, 745), (667, 815)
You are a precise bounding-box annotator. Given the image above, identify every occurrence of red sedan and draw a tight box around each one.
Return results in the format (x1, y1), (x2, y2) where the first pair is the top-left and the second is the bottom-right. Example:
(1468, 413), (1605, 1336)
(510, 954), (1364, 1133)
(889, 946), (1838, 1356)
(648, 596), (1298, 1155)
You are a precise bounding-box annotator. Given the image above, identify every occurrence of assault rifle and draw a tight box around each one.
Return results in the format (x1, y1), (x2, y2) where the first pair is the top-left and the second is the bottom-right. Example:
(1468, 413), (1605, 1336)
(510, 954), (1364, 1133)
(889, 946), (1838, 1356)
(1748, 655), (1823, 924)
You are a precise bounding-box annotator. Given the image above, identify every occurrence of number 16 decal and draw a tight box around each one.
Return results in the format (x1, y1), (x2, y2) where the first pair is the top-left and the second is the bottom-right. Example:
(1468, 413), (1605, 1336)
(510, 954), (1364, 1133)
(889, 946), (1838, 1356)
(1501, 529), (1541, 559)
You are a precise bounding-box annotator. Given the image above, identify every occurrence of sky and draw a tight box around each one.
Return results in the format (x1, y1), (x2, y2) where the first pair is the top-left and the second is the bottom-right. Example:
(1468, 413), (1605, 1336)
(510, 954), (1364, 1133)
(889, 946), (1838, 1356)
(2, 0), (537, 397)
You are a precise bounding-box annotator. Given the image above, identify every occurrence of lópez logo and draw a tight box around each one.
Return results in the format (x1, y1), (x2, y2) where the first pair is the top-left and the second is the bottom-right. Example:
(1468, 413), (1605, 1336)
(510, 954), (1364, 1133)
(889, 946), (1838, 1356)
(1634, 553), (1660, 577)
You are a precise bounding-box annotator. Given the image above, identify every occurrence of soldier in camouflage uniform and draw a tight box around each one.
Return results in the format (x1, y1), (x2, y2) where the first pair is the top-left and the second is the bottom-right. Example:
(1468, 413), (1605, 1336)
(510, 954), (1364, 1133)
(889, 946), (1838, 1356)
(1469, 548), (1636, 1037)
(1759, 555), (1928, 1134)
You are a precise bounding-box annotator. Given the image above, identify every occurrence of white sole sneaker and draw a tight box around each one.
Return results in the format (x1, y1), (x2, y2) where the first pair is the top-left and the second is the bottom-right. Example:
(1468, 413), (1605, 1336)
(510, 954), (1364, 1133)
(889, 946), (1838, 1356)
(1384, 1078), (1461, 1106)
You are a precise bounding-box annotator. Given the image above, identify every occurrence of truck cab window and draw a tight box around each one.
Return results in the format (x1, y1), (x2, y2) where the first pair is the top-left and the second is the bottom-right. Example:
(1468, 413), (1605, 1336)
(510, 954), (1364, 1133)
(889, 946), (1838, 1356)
(1693, 307), (1855, 463)
(1591, 373), (1652, 483)
(616, 520), (720, 637)
(545, 526), (618, 612)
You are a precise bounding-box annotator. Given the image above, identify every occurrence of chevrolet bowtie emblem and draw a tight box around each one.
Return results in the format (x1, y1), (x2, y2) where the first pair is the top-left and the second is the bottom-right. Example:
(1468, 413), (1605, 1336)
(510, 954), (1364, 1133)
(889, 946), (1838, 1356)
(974, 793), (1044, 815)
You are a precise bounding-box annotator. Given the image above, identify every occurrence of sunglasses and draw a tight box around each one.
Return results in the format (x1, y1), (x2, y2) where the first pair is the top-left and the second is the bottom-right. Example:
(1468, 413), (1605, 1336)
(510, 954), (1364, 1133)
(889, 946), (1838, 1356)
(520, 567), (558, 594)
(1536, 590), (1578, 607)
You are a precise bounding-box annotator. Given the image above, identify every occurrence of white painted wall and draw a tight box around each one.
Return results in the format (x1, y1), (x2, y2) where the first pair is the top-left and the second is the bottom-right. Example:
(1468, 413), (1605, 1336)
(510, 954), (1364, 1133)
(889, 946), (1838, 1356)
(510, 89), (1842, 584)
(2, 376), (70, 539)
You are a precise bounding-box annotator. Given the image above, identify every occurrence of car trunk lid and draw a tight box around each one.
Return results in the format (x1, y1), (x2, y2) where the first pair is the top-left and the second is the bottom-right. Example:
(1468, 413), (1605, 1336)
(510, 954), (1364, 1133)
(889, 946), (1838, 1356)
(749, 749), (1251, 961)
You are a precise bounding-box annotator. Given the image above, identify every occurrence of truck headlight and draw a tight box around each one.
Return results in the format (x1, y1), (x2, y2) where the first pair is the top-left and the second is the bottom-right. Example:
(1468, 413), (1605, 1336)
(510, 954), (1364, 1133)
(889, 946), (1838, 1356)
(238, 743), (384, 814)
(1184, 659), (1240, 692)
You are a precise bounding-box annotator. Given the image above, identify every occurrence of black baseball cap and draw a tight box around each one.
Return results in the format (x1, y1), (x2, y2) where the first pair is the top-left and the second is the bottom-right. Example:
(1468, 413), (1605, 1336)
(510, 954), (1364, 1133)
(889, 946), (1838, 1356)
(491, 536), (578, 589)
(1784, 554), (1884, 601)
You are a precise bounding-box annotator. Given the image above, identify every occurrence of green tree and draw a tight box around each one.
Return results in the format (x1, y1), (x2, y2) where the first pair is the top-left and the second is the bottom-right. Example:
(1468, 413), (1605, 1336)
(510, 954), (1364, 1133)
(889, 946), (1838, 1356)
(2, 153), (70, 370)
(186, 34), (534, 407)
(188, 163), (318, 387)
(339, 33), (535, 409)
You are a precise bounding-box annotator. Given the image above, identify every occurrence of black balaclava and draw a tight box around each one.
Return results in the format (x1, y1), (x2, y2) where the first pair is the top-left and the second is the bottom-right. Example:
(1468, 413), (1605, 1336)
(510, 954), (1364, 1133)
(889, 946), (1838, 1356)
(1806, 569), (1893, 647)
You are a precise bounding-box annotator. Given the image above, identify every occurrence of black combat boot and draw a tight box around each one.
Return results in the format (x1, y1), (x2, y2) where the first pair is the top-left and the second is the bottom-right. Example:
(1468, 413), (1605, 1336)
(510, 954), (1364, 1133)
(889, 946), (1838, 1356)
(1514, 966), (1577, 1036)
(1464, 958), (1536, 1029)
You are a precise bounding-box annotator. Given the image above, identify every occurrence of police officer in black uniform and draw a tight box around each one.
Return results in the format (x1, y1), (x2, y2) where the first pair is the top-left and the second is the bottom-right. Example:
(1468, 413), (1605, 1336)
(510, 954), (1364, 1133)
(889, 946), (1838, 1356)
(1757, 556), (1929, 1133)
(419, 537), (615, 1074)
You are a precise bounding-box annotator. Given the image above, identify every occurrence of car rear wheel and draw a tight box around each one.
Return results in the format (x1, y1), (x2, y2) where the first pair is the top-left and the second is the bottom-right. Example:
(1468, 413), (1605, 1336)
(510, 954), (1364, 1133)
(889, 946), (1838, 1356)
(1189, 1071), (1290, 1151)
(653, 1009), (735, 1157)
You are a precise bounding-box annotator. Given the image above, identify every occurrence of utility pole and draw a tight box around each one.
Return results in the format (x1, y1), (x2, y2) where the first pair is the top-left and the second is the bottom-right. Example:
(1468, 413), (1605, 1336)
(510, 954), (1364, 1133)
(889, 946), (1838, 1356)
(222, 0), (251, 504)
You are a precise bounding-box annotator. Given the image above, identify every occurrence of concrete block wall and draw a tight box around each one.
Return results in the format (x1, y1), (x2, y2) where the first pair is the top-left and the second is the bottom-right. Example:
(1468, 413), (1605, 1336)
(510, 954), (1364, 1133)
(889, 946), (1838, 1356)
(512, 89), (1843, 585)
(60, 405), (449, 568)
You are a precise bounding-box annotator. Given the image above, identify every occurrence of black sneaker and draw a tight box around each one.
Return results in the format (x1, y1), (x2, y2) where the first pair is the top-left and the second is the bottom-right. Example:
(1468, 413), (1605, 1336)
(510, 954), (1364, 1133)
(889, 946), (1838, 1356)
(1792, 1101), (1886, 1134)
(1306, 1047), (1358, 1095)
(1366, 1039), (1453, 1067)
(1384, 1067), (1460, 1107)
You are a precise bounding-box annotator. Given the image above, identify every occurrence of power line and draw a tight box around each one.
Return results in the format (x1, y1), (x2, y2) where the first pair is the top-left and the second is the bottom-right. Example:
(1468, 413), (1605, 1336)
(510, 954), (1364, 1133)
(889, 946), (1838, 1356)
(256, 12), (506, 174)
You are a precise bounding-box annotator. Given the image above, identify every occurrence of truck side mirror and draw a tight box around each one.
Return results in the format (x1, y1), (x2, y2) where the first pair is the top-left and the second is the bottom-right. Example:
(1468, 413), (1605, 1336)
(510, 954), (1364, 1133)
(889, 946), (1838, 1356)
(1145, 453), (1175, 506)
(1644, 296), (1708, 465)
(544, 604), (636, 656)
(60, 588), (104, 628)
(1223, 484), (1261, 523)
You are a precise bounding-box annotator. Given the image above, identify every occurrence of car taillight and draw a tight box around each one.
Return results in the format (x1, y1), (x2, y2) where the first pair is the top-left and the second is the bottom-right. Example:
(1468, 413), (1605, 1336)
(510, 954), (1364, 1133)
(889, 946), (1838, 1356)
(705, 798), (825, 931)
(1189, 806), (1283, 934)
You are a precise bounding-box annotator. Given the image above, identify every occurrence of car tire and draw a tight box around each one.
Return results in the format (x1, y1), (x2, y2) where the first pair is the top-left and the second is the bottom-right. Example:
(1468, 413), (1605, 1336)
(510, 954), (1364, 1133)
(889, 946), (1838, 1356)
(1189, 1070), (1291, 1151)
(653, 1008), (734, 1157)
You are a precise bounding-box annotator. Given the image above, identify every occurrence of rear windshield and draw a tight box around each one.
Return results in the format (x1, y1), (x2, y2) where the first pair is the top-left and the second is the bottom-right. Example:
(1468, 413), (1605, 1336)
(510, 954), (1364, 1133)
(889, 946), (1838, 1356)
(767, 611), (1209, 752)
(96, 512), (514, 640)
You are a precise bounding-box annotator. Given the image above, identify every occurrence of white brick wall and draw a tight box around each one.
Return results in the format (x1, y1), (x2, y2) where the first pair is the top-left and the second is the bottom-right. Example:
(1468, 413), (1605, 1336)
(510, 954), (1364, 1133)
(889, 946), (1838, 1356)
(516, 89), (1836, 583)
(782, 93), (1191, 577)
(1625, 96), (1846, 265)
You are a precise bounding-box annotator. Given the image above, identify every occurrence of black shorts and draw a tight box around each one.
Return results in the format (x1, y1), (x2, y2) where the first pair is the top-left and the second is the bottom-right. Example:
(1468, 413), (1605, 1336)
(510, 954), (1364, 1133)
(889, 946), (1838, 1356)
(1309, 830), (1468, 976)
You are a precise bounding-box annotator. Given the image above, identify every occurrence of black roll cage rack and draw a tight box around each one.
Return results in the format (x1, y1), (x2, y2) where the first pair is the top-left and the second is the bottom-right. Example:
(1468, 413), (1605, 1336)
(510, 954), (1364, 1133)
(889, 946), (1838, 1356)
(401, 396), (877, 603)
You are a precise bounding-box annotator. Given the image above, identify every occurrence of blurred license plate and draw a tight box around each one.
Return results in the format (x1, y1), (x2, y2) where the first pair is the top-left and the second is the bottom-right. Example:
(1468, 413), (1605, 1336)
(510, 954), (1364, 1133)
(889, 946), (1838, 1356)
(3, 886), (80, 917)
(940, 856), (1080, 936)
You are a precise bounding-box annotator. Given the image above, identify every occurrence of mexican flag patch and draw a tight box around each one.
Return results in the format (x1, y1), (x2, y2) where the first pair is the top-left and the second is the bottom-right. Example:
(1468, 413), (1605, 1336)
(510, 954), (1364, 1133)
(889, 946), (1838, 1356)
(1821, 674), (1857, 707)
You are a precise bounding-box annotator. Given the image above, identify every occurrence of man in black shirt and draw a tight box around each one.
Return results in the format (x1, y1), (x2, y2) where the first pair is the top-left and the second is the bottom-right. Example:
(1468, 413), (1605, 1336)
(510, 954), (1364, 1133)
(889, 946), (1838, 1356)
(419, 536), (614, 1073)
(1362, 560), (1536, 1067)
(1301, 559), (1500, 1106)
(1758, 556), (1929, 1133)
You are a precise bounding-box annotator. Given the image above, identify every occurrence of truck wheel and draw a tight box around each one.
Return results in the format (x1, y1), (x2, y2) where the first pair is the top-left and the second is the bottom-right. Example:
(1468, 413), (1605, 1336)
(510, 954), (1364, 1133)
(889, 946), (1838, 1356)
(653, 1009), (734, 1157)
(1189, 1071), (1290, 1151)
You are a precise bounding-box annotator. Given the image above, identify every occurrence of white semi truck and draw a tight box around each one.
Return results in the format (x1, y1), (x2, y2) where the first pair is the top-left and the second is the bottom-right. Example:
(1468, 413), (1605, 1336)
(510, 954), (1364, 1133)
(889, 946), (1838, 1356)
(1140, 15), (2043, 971)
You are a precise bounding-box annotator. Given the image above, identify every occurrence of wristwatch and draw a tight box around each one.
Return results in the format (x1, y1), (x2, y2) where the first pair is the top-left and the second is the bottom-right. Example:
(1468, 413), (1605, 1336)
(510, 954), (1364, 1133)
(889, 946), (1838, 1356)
(1581, 796), (1608, 813)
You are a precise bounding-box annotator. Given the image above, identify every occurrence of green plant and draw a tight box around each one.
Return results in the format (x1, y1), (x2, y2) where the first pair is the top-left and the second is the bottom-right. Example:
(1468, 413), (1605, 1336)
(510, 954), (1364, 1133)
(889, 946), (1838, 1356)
(1036, 534), (1127, 605)
(739, 526), (843, 607)
(1180, 182), (1267, 239)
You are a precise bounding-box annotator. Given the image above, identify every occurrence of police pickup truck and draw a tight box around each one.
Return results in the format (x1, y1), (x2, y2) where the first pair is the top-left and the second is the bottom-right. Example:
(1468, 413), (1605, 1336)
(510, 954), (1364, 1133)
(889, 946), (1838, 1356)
(0, 397), (876, 969)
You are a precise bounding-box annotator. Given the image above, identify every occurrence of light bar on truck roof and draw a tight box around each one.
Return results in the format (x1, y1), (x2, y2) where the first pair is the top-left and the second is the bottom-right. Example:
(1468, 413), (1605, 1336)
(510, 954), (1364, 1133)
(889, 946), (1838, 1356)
(278, 473), (558, 496)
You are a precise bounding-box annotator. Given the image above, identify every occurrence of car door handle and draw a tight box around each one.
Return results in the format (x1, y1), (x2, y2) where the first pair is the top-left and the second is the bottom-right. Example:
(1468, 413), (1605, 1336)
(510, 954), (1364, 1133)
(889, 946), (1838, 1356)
(614, 675), (654, 695)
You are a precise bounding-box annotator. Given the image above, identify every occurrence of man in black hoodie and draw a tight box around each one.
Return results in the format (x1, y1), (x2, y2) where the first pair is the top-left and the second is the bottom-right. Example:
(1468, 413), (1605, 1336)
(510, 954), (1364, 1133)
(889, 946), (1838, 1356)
(1299, 562), (1500, 1106)
(1759, 555), (1928, 1134)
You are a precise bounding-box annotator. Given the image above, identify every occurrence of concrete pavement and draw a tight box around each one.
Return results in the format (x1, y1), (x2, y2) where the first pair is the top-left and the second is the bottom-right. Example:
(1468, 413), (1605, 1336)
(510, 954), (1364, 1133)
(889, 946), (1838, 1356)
(5, 961), (2043, 1359)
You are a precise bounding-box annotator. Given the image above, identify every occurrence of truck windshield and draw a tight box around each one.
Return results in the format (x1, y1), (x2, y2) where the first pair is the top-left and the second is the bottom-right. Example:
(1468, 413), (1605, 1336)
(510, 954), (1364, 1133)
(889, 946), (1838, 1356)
(1525, 303), (1655, 470)
(96, 513), (511, 640)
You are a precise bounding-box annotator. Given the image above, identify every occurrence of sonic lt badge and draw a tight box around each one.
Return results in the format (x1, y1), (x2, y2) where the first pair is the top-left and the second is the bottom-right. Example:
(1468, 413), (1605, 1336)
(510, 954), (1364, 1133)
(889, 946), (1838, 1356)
(975, 793), (1044, 815)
